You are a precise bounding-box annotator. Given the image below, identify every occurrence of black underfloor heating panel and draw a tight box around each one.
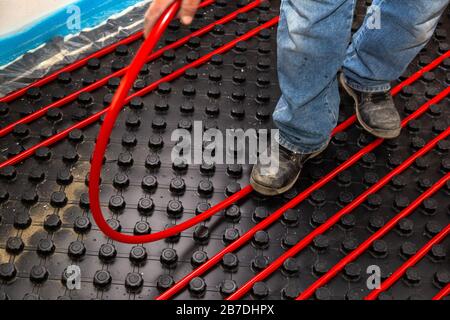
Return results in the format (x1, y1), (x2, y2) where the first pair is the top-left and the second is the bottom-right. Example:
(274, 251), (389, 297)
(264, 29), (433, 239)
(0, 0), (449, 300)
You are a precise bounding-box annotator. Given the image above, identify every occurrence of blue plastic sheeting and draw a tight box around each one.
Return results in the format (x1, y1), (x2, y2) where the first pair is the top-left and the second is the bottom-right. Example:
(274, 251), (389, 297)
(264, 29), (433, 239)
(0, 0), (145, 66)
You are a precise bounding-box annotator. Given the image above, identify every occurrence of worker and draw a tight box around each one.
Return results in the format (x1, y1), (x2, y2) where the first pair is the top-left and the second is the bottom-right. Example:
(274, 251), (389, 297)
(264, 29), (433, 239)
(144, 0), (450, 196)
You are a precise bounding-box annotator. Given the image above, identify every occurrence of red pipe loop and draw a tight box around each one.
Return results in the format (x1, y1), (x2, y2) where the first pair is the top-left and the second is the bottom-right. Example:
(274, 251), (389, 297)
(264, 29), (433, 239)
(88, 4), (276, 244)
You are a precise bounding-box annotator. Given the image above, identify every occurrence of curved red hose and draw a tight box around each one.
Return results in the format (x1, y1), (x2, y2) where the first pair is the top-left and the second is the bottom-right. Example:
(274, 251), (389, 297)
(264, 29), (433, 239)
(88, 1), (253, 244)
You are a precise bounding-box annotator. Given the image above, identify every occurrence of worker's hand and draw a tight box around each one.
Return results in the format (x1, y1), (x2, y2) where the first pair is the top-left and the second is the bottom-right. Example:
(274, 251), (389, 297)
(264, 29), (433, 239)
(144, 0), (201, 37)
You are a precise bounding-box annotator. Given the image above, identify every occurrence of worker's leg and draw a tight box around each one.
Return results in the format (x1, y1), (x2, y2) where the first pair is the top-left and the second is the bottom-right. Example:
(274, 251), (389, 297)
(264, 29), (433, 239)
(250, 0), (356, 196)
(343, 0), (450, 92)
(273, 0), (356, 154)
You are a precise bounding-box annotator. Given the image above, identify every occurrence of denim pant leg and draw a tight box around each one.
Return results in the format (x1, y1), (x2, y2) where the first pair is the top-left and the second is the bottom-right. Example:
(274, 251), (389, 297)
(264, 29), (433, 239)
(343, 0), (450, 92)
(273, 0), (356, 154)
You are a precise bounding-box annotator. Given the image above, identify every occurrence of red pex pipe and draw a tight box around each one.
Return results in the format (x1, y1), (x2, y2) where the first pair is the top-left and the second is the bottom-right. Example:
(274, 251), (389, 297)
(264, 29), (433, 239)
(297, 172), (450, 300)
(0, 17), (280, 171)
(390, 50), (450, 96)
(88, 0), (251, 244)
(0, 3), (446, 138)
(2, 45), (447, 141)
(0, 0), (264, 138)
(0, 18), (281, 244)
(156, 57), (450, 300)
(88, 16), (280, 243)
(2, 0), (449, 105)
(365, 224), (450, 300)
(0, 2), (443, 162)
(158, 88), (450, 300)
(433, 284), (450, 300)
(228, 124), (450, 300)
(2, 0), (446, 298)
(0, 0), (215, 104)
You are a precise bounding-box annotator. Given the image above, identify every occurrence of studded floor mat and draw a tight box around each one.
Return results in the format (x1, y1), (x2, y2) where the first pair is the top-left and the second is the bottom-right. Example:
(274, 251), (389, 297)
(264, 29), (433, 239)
(0, 0), (449, 300)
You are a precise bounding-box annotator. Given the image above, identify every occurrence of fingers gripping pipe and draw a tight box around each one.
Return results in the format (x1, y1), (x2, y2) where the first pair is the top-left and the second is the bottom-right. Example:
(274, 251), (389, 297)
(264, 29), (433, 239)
(88, 1), (254, 244)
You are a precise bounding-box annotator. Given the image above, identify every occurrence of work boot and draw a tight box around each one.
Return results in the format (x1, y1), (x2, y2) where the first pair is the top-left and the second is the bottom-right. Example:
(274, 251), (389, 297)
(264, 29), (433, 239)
(339, 73), (401, 139)
(250, 143), (326, 196)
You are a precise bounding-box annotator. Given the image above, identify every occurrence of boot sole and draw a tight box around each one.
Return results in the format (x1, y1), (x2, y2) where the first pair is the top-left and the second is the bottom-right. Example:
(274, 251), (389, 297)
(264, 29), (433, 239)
(250, 148), (325, 196)
(339, 73), (401, 139)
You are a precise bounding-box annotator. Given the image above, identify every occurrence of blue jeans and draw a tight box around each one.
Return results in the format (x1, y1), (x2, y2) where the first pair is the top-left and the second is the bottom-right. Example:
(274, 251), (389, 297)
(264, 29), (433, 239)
(274, 0), (449, 154)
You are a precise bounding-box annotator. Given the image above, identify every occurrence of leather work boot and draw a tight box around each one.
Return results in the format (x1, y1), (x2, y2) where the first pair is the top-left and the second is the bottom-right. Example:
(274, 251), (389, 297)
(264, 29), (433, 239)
(339, 73), (401, 139)
(250, 143), (327, 196)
